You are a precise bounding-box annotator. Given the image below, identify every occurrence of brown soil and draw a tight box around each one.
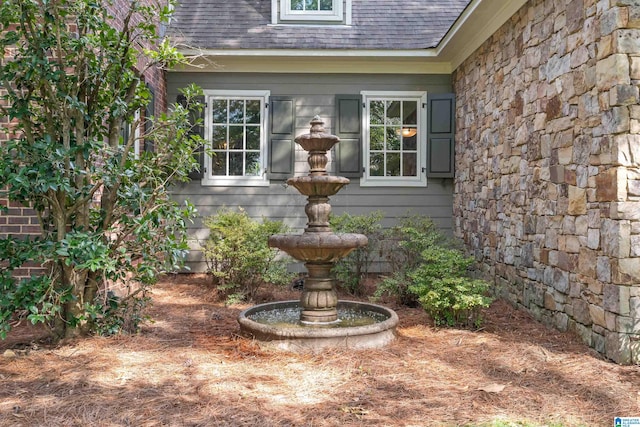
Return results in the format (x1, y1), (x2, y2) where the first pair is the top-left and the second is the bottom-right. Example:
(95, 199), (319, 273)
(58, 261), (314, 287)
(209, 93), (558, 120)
(1, 274), (638, 426)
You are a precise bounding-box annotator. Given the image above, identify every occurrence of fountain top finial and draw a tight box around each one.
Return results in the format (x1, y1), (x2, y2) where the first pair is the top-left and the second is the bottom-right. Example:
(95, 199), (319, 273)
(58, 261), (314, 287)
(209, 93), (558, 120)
(310, 115), (325, 134)
(295, 116), (340, 154)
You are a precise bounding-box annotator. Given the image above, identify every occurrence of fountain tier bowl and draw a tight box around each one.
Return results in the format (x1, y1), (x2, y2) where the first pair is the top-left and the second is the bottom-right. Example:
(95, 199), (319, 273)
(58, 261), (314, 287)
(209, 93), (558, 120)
(238, 300), (399, 351)
(287, 175), (350, 196)
(268, 232), (367, 263)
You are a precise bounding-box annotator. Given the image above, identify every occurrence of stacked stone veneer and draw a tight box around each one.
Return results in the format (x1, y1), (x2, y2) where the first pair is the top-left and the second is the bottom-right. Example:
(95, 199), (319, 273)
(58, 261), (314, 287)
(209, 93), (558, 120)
(453, 0), (640, 364)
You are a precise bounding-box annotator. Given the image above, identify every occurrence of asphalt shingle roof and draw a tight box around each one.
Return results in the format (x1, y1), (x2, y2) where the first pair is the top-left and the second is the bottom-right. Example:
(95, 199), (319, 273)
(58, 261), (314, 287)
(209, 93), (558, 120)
(168, 0), (472, 50)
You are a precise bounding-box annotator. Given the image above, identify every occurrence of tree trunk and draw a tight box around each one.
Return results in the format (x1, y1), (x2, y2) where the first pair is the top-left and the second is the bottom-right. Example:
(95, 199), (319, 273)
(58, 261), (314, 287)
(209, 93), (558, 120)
(61, 263), (92, 339)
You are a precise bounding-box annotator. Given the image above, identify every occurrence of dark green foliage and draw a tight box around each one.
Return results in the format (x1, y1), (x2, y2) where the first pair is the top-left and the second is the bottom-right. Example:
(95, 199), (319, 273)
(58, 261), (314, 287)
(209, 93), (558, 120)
(408, 247), (493, 327)
(0, 0), (200, 339)
(376, 215), (450, 306)
(357, 214), (493, 328)
(202, 208), (293, 304)
(84, 291), (150, 336)
(329, 210), (384, 295)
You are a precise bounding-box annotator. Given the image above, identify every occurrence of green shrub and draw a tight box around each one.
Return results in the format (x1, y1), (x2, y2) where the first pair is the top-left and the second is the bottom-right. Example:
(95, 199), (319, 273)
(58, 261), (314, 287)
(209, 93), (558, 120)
(375, 215), (450, 305)
(201, 208), (292, 303)
(408, 247), (493, 327)
(329, 210), (384, 296)
(375, 215), (493, 327)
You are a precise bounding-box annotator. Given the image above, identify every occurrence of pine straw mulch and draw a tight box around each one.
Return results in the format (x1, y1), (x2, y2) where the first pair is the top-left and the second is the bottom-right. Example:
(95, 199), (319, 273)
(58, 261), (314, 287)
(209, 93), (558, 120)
(1, 274), (639, 427)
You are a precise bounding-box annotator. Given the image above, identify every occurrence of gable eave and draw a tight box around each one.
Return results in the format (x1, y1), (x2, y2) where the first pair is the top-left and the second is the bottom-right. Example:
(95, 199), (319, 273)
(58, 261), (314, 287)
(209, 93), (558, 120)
(436, 0), (528, 70)
(172, 48), (454, 74)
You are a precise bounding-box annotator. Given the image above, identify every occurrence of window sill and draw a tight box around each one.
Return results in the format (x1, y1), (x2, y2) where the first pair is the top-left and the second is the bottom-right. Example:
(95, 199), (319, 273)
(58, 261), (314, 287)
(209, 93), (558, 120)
(359, 177), (427, 188)
(201, 178), (270, 187)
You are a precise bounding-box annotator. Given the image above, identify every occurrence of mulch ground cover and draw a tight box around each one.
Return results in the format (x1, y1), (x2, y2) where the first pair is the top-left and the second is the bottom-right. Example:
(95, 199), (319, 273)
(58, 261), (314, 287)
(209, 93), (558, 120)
(1, 274), (638, 426)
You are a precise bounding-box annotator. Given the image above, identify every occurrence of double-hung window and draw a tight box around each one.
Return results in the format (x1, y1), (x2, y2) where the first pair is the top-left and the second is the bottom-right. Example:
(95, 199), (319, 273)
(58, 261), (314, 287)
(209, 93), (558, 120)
(361, 91), (427, 187)
(202, 90), (270, 186)
(280, 0), (344, 21)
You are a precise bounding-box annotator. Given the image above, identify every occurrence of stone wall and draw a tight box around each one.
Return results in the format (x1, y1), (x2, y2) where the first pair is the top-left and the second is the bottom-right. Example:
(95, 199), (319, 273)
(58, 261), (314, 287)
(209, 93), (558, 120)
(453, 0), (640, 364)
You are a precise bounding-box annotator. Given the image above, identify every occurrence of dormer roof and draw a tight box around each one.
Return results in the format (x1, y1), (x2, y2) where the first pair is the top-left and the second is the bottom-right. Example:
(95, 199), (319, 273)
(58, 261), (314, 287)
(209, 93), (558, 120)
(168, 0), (472, 50)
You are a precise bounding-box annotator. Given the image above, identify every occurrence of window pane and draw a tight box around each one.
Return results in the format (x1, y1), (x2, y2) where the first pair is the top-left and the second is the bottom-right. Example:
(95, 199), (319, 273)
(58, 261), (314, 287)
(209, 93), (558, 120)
(403, 153), (417, 176)
(370, 153), (384, 176)
(386, 101), (401, 125)
(212, 152), (226, 175)
(402, 132), (417, 150)
(319, 0), (332, 10)
(370, 126), (384, 150)
(403, 101), (417, 125)
(212, 99), (227, 124)
(229, 100), (244, 124)
(305, 0), (318, 10)
(291, 0), (304, 10)
(246, 152), (261, 176)
(229, 152), (243, 176)
(246, 126), (260, 150)
(386, 127), (400, 150)
(370, 101), (384, 125)
(387, 153), (400, 176)
(212, 126), (227, 149)
(229, 126), (243, 149)
(245, 100), (261, 123)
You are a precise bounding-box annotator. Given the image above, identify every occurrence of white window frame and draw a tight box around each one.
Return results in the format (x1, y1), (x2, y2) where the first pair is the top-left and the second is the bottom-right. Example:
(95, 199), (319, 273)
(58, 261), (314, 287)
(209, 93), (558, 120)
(279, 0), (344, 22)
(202, 90), (270, 187)
(360, 91), (428, 187)
(133, 109), (141, 159)
(119, 109), (142, 159)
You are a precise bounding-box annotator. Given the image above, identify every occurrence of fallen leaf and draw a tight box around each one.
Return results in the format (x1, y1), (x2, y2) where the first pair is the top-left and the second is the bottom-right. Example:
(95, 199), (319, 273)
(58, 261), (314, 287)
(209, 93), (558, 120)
(477, 383), (506, 393)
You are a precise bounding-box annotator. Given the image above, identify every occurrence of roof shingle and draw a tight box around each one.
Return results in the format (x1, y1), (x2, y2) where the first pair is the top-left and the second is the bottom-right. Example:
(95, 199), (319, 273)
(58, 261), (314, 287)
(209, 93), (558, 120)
(168, 0), (472, 50)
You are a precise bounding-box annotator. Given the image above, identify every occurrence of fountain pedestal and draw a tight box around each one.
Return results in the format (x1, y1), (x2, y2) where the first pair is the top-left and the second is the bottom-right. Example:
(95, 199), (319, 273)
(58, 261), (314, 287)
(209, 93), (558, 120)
(300, 263), (337, 323)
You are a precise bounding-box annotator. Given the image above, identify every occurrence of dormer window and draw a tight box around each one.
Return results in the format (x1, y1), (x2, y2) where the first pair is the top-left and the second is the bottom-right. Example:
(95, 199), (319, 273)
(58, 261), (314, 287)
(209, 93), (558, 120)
(276, 0), (349, 23)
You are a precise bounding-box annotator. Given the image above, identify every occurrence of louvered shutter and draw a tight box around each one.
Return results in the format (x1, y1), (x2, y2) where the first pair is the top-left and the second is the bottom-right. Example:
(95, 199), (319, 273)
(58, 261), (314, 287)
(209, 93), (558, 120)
(334, 94), (363, 178)
(268, 96), (295, 180)
(143, 84), (155, 152)
(427, 93), (455, 178)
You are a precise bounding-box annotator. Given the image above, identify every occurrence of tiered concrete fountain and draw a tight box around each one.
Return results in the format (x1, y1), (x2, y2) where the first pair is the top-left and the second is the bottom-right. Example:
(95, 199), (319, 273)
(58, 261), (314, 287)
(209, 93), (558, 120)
(238, 117), (398, 350)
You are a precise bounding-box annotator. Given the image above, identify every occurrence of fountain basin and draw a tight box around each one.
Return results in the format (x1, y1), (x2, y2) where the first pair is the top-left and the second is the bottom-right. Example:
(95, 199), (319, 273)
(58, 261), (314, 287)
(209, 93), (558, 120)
(269, 232), (367, 263)
(238, 300), (399, 351)
(288, 175), (350, 196)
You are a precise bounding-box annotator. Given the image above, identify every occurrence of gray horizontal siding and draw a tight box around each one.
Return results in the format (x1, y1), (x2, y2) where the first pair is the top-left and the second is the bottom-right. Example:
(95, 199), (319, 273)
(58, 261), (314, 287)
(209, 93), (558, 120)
(167, 72), (454, 272)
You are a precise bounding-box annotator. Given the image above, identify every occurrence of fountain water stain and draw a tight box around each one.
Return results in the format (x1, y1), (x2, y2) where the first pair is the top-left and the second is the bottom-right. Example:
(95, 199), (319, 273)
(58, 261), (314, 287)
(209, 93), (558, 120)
(238, 116), (398, 350)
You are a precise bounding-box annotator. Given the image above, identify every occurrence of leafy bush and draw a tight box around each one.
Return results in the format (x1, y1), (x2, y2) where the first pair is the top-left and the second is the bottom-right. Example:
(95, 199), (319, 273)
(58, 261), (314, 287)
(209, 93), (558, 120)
(329, 211), (384, 296)
(408, 247), (493, 327)
(375, 215), (493, 327)
(376, 215), (450, 305)
(0, 0), (200, 339)
(383, 215), (451, 272)
(202, 208), (292, 303)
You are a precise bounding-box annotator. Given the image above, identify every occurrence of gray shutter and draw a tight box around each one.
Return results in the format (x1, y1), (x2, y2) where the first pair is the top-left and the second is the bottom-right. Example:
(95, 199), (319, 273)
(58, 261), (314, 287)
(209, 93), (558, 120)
(268, 96), (295, 180)
(143, 84), (155, 152)
(176, 94), (205, 180)
(427, 93), (455, 178)
(335, 94), (362, 178)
